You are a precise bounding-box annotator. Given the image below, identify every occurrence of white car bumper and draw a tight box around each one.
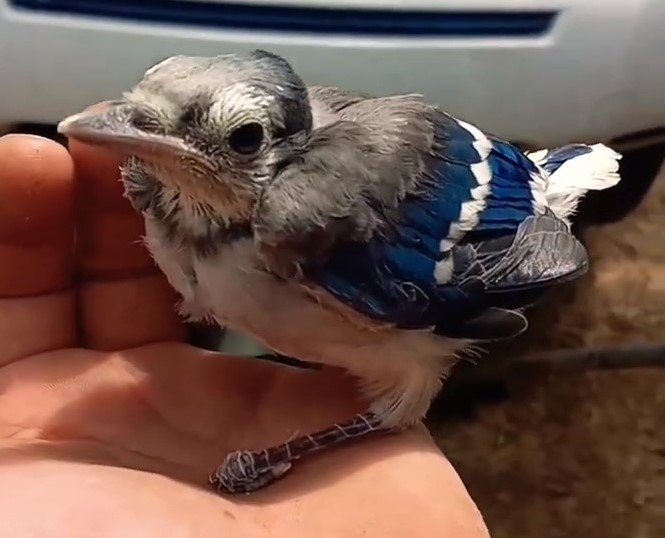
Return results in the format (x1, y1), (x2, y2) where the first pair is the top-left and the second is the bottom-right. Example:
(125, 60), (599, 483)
(1, 0), (663, 147)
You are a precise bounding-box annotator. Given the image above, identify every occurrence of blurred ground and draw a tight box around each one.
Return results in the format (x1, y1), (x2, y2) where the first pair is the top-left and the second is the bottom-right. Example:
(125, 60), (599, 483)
(430, 165), (665, 538)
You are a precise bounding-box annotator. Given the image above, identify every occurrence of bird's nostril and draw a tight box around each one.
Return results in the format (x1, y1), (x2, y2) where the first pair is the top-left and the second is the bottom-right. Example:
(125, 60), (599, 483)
(178, 98), (209, 128)
(130, 107), (166, 134)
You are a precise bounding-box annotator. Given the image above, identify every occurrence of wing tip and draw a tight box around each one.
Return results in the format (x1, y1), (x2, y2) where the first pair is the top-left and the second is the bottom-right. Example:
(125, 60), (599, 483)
(492, 213), (590, 290)
(435, 307), (528, 341)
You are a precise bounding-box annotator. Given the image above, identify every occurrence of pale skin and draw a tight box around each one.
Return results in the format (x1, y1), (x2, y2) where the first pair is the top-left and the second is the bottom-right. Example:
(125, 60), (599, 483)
(0, 134), (489, 537)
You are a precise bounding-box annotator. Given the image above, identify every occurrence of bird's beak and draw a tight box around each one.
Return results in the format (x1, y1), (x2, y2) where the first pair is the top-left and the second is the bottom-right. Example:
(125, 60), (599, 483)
(57, 101), (199, 162)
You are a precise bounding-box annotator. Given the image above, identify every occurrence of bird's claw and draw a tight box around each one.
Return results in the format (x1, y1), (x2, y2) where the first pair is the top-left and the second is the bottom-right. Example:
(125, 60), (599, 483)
(177, 297), (214, 324)
(209, 450), (292, 494)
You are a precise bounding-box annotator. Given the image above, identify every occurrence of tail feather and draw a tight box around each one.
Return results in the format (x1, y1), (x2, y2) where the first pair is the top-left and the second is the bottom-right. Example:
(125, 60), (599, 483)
(527, 143), (622, 223)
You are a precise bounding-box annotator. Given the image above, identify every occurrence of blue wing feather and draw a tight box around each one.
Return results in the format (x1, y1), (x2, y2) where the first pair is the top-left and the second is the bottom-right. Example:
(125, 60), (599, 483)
(473, 138), (539, 234)
(398, 121), (484, 239)
(534, 144), (592, 175)
(307, 115), (586, 331)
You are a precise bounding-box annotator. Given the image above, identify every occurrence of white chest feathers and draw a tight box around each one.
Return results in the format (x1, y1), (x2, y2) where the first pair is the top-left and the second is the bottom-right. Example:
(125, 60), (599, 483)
(142, 216), (465, 427)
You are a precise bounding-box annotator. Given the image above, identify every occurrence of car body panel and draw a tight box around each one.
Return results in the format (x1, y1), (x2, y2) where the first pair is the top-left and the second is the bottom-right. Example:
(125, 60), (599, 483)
(0, 0), (663, 147)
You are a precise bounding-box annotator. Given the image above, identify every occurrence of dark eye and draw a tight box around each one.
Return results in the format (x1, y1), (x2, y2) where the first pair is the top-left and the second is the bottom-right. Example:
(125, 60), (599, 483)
(228, 122), (264, 155)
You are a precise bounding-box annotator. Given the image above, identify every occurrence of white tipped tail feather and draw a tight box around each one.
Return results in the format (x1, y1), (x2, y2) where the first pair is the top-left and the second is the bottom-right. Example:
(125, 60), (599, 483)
(528, 143), (622, 223)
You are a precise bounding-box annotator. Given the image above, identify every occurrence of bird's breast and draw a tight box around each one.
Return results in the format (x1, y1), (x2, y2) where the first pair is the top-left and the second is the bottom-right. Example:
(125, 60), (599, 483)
(193, 238), (376, 352)
(190, 238), (451, 372)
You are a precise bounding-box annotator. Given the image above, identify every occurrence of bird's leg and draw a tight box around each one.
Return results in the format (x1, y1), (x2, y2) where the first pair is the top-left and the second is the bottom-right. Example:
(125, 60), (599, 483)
(209, 412), (392, 494)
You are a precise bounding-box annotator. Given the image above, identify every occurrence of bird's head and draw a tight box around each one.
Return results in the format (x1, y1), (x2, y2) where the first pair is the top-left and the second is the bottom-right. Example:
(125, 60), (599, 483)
(58, 50), (312, 221)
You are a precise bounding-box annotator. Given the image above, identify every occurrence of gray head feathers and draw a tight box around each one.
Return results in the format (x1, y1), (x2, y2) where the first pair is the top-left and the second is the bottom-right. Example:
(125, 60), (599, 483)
(128, 49), (313, 143)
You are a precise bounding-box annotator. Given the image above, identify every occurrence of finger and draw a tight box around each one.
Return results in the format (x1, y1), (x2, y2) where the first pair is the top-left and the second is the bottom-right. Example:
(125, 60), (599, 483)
(69, 140), (186, 350)
(0, 135), (77, 364)
(72, 139), (152, 280)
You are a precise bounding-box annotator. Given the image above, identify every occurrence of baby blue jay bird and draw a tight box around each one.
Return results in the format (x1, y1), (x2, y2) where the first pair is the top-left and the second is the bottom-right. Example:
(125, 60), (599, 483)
(57, 50), (622, 494)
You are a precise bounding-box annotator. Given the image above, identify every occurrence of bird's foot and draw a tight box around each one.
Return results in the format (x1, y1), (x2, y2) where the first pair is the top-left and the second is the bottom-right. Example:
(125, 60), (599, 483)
(209, 450), (293, 494)
(209, 412), (388, 494)
(177, 297), (214, 324)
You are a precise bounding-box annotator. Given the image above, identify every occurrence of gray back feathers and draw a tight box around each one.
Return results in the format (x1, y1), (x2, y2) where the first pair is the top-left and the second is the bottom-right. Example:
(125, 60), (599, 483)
(253, 94), (442, 276)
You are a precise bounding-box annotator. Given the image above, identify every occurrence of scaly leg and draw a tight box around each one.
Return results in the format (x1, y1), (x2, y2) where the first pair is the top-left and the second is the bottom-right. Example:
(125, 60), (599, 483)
(209, 412), (391, 494)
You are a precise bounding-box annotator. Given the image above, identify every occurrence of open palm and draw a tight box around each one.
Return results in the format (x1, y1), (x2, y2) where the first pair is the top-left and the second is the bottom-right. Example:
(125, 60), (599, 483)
(0, 134), (487, 537)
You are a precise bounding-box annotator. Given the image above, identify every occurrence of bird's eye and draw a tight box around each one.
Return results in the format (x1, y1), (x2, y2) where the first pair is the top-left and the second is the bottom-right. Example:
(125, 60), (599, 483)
(228, 122), (264, 155)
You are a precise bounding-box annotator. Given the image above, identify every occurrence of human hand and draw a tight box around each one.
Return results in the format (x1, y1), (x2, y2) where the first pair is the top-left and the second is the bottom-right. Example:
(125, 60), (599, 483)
(0, 133), (488, 537)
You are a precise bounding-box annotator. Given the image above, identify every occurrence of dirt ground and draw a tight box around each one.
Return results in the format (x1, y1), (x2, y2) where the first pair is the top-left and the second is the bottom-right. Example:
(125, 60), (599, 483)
(430, 167), (665, 537)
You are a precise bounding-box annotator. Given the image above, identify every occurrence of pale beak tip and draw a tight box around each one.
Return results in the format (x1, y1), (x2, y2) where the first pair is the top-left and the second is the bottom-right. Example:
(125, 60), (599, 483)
(56, 113), (81, 135)
(58, 101), (117, 136)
